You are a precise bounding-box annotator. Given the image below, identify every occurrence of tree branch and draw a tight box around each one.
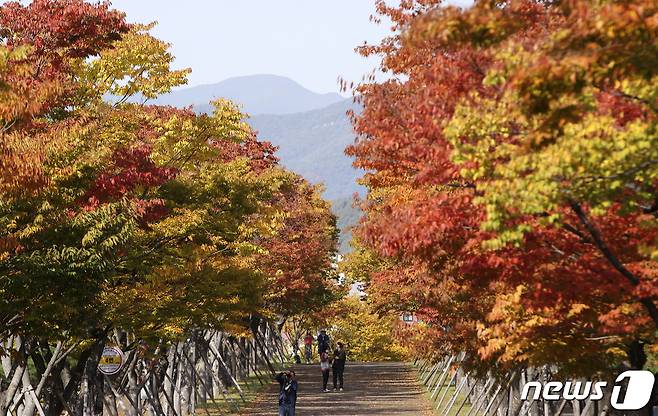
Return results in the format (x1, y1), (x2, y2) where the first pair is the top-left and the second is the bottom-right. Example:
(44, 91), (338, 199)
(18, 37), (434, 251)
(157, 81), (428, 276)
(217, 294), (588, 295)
(568, 199), (658, 327)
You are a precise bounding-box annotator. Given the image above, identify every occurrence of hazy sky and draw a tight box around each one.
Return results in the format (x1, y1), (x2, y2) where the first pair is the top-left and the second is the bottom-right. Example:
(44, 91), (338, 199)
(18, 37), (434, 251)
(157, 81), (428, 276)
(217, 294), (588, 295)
(107, 1), (468, 94)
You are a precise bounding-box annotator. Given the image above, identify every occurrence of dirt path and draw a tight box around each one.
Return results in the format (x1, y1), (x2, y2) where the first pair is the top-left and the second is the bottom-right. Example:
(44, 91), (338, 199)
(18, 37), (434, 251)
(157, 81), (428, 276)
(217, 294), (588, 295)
(244, 362), (434, 416)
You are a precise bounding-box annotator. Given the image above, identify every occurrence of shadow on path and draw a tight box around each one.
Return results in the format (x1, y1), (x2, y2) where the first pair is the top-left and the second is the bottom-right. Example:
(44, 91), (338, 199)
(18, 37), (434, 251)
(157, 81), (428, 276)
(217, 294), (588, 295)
(244, 362), (433, 416)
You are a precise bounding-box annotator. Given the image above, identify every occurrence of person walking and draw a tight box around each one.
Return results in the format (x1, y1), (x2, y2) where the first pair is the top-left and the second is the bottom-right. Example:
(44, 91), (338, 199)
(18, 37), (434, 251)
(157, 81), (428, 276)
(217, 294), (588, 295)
(317, 329), (330, 353)
(320, 349), (331, 393)
(289, 370), (298, 415)
(332, 342), (347, 391)
(303, 331), (314, 364)
(275, 370), (298, 416)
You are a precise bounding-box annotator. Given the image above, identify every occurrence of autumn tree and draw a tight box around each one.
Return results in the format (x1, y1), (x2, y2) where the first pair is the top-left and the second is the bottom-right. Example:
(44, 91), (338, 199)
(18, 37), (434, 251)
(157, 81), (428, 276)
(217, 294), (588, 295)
(258, 179), (340, 318)
(326, 295), (409, 362)
(0, 1), (339, 413)
(347, 0), (658, 376)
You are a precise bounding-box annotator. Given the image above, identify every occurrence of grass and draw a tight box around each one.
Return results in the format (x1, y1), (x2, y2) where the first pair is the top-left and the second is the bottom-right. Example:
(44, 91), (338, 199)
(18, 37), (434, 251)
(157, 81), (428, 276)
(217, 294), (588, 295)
(196, 361), (290, 415)
(195, 375), (265, 414)
(417, 369), (474, 416)
(428, 383), (474, 416)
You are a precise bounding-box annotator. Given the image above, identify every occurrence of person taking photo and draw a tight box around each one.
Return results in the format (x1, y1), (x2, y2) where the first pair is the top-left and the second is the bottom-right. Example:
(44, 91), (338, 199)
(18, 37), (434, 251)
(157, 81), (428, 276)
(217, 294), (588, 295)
(275, 370), (298, 416)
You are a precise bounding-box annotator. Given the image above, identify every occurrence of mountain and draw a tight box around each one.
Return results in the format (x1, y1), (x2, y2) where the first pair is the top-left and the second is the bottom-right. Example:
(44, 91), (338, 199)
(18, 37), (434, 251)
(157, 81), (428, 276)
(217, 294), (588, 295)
(248, 99), (364, 200)
(153, 74), (345, 115)
(331, 196), (362, 253)
(248, 99), (364, 252)
(154, 74), (364, 252)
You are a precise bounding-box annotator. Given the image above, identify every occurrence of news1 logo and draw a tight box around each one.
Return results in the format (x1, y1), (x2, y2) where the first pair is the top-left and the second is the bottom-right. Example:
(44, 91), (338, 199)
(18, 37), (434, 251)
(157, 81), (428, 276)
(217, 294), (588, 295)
(521, 370), (655, 411)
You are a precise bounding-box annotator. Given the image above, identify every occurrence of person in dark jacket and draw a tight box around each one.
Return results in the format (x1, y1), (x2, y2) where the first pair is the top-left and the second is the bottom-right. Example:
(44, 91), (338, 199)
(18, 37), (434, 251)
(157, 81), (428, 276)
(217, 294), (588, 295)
(275, 370), (298, 416)
(332, 342), (347, 391)
(317, 329), (330, 353)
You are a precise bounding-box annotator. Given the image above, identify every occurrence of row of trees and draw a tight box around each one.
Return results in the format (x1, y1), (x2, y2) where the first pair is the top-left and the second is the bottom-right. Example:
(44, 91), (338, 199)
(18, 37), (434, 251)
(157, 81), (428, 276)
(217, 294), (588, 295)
(0, 1), (338, 414)
(345, 0), (658, 377)
(283, 295), (409, 362)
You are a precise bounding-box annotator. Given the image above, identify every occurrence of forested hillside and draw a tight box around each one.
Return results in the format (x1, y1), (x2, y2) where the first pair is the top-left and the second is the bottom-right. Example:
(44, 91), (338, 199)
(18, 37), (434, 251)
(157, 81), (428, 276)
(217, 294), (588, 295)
(249, 99), (364, 200)
(331, 197), (362, 252)
(249, 100), (364, 251)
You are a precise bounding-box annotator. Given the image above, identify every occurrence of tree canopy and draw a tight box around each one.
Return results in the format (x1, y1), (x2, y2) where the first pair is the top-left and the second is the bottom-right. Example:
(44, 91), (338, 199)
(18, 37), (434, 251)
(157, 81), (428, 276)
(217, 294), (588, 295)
(0, 0), (338, 352)
(345, 0), (658, 376)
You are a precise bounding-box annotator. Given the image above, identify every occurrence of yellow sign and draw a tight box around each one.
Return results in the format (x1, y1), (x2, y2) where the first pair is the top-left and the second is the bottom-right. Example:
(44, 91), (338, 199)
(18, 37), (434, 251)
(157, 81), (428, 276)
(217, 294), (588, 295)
(98, 346), (124, 375)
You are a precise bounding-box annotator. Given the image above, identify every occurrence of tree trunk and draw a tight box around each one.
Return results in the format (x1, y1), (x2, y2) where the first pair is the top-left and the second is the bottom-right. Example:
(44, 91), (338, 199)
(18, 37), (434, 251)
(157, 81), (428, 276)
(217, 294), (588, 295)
(127, 351), (141, 416)
(163, 343), (176, 416)
(1, 336), (26, 416)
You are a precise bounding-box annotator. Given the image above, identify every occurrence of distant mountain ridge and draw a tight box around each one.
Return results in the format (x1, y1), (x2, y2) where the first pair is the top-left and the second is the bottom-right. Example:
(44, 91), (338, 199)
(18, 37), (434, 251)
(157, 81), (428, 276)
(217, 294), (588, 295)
(155, 74), (363, 252)
(248, 99), (364, 200)
(153, 74), (345, 115)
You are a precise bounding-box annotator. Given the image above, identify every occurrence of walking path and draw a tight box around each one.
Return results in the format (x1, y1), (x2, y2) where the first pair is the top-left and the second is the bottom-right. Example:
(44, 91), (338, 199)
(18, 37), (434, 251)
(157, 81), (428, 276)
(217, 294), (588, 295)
(244, 361), (434, 416)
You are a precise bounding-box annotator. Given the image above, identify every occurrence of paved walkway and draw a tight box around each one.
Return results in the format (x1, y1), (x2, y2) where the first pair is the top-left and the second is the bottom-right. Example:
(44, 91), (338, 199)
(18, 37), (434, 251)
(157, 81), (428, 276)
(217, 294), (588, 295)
(244, 362), (434, 416)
